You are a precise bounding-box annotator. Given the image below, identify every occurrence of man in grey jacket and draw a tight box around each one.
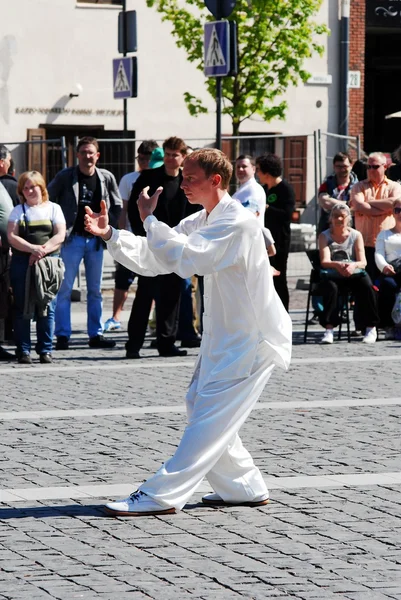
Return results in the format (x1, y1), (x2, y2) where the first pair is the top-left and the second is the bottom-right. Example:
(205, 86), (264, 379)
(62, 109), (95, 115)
(48, 136), (122, 349)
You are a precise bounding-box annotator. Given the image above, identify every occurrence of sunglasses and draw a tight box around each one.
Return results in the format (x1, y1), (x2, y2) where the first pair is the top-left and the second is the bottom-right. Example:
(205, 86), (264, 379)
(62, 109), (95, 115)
(367, 164), (384, 170)
(394, 207), (401, 214)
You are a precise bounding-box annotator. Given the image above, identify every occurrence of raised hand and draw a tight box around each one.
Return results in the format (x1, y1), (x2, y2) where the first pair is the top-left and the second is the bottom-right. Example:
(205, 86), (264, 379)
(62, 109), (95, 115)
(137, 186), (163, 222)
(84, 200), (110, 238)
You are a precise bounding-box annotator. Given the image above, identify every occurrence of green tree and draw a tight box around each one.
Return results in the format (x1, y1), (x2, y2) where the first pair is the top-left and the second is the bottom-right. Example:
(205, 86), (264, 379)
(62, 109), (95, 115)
(146, 0), (329, 137)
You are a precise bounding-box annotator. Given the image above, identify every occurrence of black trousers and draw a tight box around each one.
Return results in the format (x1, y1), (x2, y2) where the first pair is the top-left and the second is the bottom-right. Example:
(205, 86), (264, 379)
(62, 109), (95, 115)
(364, 246), (380, 284)
(378, 273), (401, 327)
(126, 273), (182, 353)
(155, 273), (182, 352)
(126, 275), (157, 353)
(269, 251), (289, 311)
(319, 274), (379, 329)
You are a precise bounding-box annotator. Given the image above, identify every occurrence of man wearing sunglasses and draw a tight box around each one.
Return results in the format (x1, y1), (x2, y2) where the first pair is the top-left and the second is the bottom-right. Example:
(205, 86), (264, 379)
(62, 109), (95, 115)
(350, 152), (401, 281)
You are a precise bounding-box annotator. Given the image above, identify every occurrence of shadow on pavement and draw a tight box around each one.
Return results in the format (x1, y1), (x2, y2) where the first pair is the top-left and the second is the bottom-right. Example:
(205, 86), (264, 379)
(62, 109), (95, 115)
(0, 502), (205, 519)
(0, 504), (106, 519)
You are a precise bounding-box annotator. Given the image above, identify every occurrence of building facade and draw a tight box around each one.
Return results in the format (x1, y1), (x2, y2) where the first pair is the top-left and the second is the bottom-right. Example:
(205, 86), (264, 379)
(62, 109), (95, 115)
(2, 0), (376, 207)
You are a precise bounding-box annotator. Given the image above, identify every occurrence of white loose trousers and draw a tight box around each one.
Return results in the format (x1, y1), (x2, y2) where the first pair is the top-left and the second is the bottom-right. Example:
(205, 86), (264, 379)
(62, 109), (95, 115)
(105, 196), (292, 511)
(139, 342), (275, 510)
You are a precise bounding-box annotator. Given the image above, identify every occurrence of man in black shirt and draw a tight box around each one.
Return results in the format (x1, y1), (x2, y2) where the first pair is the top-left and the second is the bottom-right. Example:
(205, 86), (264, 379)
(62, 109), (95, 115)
(256, 154), (295, 311)
(0, 145), (18, 206)
(127, 136), (196, 358)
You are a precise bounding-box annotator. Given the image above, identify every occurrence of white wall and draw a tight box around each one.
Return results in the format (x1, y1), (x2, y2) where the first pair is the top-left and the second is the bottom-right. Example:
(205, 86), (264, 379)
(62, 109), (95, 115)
(1, 0), (341, 204)
(1, 0), (339, 140)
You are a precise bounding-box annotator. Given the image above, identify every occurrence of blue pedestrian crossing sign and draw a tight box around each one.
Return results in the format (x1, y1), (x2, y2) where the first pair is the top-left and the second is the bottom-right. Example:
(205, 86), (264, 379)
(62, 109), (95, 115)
(204, 21), (230, 77)
(113, 57), (134, 99)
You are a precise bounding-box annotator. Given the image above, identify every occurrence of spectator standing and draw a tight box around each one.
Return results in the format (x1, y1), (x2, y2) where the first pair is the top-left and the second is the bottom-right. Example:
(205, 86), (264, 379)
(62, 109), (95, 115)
(48, 136), (122, 350)
(256, 154), (295, 311)
(318, 152), (358, 233)
(104, 139), (159, 332)
(0, 145), (18, 206)
(7, 171), (66, 363)
(350, 152), (401, 282)
(127, 136), (196, 358)
(84, 148), (292, 516)
(232, 155), (266, 225)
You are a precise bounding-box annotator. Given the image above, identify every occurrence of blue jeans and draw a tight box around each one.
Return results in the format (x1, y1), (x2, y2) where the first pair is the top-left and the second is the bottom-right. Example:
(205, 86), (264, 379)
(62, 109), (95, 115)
(10, 254), (56, 355)
(177, 277), (198, 341)
(55, 235), (103, 339)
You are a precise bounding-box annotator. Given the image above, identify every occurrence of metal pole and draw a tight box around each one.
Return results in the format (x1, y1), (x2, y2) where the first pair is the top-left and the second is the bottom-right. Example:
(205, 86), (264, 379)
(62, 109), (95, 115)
(74, 136), (79, 165)
(123, 99), (128, 136)
(122, 0), (128, 137)
(339, 0), (350, 145)
(314, 130), (319, 242)
(318, 128), (323, 187)
(356, 135), (361, 160)
(216, 78), (222, 150)
(60, 136), (68, 169)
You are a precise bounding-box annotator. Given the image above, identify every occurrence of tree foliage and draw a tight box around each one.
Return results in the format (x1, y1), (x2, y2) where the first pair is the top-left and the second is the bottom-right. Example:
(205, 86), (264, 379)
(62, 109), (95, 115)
(146, 0), (329, 134)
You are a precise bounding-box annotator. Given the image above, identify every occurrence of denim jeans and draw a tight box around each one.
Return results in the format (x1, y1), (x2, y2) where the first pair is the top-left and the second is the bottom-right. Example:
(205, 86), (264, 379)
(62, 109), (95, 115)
(55, 234), (103, 339)
(177, 277), (198, 341)
(10, 254), (56, 355)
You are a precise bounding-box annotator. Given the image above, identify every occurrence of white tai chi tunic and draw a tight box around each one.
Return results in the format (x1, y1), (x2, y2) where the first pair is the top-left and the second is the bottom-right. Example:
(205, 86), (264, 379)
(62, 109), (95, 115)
(106, 194), (292, 510)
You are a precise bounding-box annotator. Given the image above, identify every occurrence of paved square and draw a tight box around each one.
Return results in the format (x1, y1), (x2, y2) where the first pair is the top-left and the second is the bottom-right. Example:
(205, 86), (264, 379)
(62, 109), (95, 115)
(1, 298), (401, 599)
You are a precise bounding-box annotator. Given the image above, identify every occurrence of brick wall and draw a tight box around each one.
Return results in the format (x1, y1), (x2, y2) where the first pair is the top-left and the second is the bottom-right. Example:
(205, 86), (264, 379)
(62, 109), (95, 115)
(349, 0), (366, 149)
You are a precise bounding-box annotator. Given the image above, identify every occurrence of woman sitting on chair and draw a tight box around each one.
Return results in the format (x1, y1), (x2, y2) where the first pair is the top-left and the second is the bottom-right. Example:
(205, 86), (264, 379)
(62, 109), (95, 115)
(319, 203), (379, 344)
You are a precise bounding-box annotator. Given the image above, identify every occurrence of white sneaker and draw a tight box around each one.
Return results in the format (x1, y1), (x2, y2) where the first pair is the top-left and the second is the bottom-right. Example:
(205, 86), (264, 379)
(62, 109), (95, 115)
(362, 327), (377, 344)
(320, 330), (333, 344)
(104, 490), (175, 516)
(202, 492), (269, 507)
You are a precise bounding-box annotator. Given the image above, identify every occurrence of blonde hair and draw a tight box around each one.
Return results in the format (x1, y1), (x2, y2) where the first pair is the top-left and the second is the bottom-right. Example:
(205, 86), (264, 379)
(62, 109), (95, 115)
(17, 171), (49, 203)
(184, 148), (233, 189)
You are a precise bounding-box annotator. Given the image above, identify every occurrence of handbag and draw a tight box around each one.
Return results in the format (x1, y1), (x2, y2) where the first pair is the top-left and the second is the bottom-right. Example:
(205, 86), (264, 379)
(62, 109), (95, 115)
(320, 267), (366, 280)
(389, 257), (401, 273)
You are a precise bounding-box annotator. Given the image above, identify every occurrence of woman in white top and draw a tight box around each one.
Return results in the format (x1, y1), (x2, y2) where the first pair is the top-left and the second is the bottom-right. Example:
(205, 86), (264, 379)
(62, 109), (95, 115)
(7, 171), (66, 364)
(318, 203), (379, 344)
(375, 199), (401, 336)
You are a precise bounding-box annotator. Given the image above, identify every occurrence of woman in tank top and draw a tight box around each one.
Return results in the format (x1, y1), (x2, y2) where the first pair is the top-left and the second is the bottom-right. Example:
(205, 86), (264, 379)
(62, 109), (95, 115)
(7, 171), (66, 364)
(318, 203), (379, 344)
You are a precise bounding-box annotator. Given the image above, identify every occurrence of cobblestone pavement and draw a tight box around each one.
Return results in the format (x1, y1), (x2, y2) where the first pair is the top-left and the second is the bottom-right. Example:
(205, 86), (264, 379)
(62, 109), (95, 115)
(1, 293), (401, 599)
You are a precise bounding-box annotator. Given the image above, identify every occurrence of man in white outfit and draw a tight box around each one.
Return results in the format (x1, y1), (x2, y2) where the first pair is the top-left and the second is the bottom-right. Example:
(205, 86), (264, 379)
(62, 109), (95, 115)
(232, 154), (266, 226)
(84, 149), (292, 516)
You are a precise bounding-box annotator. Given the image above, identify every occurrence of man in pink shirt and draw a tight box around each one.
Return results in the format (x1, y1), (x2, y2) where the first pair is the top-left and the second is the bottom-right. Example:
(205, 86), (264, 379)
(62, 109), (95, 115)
(350, 152), (401, 281)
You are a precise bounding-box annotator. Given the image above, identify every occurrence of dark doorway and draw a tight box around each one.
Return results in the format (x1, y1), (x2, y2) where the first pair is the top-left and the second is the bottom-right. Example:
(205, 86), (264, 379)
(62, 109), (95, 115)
(365, 30), (401, 154)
